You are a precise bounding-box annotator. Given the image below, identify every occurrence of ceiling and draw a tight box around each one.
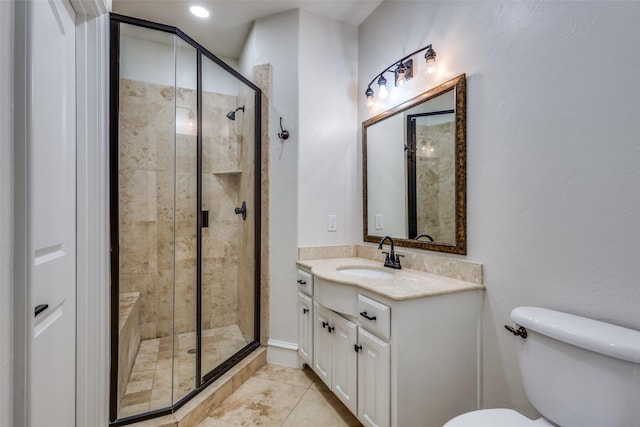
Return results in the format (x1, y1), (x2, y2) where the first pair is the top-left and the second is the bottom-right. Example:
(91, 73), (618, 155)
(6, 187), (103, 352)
(112, 0), (384, 59)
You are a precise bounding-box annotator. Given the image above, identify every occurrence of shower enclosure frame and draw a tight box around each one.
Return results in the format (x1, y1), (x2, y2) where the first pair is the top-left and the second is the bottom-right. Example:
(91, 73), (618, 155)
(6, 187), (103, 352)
(108, 14), (262, 426)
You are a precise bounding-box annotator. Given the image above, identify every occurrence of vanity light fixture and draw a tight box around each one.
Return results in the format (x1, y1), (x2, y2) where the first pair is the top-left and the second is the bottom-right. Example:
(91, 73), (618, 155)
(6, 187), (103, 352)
(189, 5), (210, 18)
(364, 44), (437, 103)
(424, 45), (437, 74)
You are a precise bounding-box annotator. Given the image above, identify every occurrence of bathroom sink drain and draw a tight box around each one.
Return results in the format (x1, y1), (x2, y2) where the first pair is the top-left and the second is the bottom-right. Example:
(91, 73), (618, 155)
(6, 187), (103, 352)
(187, 348), (196, 355)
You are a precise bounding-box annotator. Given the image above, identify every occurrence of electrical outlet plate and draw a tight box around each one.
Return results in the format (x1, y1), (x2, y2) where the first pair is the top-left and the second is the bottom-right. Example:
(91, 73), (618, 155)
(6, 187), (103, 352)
(375, 214), (384, 230)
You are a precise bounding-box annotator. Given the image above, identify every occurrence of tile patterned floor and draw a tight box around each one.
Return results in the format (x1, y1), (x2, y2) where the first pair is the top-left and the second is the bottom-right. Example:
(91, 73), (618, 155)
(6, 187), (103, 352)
(119, 325), (249, 418)
(197, 364), (363, 427)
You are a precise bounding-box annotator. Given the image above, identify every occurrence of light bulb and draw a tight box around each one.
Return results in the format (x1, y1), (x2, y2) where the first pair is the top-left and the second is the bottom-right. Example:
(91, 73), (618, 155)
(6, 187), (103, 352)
(379, 85), (388, 99)
(365, 87), (374, 105)
(424, 46), (437, 75)
(426, 63), (435, 75)
(395, 62), (407, 87)
(376, 74), (388, 99)
(189, 5), (210, 18)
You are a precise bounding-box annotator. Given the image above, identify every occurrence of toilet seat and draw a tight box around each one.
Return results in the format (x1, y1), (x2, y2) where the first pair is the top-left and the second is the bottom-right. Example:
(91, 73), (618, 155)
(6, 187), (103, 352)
(443, 408), (557, 427)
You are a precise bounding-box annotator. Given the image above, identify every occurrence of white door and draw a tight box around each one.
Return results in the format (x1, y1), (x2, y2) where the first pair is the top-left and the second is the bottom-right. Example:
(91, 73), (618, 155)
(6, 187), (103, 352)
(331, 315), (358, 415)
(357, 328), (391, 427)
(297, 292), (313, 366)
(28, 0), (77, 425)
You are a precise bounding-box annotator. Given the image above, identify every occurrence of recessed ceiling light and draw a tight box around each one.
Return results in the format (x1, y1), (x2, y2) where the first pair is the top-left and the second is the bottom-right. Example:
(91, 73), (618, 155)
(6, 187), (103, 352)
(189, 5), (210, 18)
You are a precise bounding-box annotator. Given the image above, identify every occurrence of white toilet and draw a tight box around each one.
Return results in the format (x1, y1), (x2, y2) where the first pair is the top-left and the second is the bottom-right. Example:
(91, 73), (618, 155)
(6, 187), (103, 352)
(444, 306), (640, 427)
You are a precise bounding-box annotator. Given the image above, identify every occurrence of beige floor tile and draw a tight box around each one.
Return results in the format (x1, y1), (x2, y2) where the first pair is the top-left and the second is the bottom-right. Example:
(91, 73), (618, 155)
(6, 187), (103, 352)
(197, 417), (238, 427)
(308, 377), (330, 393)
(120, 401), (152, 419)
(282, 389), (362, 427)
(253, 364), (314, 389)
(123, 358), (360, 427)
(122, 390), (153, 407)
(126, 372), (155, 394)
(208, 377), (307, 426)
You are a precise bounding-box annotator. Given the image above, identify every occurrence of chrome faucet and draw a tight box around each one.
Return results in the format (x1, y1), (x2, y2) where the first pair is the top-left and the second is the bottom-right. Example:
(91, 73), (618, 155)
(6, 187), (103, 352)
(378, 236), (403, 269)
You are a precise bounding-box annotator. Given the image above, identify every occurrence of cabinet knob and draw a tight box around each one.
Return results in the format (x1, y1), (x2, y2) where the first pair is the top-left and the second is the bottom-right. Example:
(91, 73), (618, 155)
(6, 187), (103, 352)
(354, 344), (362, 353)
(322, 321), (329, 329)
(327, 325), (334, 333)
(297, 279), (307, 285)
(360, 311), (377, 321)
(302, 307), (309, 314)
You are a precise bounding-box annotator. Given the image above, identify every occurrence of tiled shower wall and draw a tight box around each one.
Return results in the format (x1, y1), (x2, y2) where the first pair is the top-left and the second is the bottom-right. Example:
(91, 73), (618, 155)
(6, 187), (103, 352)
(119, 78), (246, 340)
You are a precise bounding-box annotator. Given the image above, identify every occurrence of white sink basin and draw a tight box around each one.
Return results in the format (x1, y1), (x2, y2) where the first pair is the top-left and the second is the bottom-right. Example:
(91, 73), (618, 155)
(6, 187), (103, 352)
(337, 266), (395, 279)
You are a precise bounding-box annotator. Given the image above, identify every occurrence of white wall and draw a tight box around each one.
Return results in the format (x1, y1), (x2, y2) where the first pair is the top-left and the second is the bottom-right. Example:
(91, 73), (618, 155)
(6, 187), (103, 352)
(239, 10), (358, 365)
(298, 10), (359, 246)
(0, 1), (14, 425)
(239, 10), (300, 363)
(120, 31), (240, 94)
(359, 1), (640, 417)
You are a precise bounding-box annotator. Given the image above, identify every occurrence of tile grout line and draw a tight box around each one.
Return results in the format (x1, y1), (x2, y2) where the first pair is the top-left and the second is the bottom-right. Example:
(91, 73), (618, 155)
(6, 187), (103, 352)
(278, 385), (311, 427)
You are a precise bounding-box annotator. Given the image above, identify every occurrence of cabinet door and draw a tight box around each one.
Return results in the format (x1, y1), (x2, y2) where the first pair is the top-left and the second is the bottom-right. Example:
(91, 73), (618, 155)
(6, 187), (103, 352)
(297, 292), (313, 366)
(313, 301), (333, 388)
(332, 314), (358, 415)
(358, 328), (391, 427)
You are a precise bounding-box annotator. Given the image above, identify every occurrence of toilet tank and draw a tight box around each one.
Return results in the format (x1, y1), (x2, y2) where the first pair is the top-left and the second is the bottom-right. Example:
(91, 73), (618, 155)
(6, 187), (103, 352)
(511, 306), (640, 427)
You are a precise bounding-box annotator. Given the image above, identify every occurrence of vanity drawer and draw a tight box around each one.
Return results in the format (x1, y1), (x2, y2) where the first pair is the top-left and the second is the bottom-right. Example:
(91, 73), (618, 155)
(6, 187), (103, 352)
(357, 294), (390, 340)
(297, 269), (313, 296)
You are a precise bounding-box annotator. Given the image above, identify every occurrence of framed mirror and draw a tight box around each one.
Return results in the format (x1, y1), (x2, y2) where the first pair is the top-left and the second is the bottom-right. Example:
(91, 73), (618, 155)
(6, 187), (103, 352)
(363, 74), (466, 254)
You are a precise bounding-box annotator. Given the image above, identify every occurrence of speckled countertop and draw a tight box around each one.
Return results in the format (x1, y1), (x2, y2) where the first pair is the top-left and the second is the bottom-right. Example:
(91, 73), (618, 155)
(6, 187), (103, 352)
(296, 257), (484, 301)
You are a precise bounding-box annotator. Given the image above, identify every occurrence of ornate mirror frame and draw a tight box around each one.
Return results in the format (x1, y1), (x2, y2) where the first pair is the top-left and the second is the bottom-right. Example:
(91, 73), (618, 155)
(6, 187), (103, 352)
(362, 74), (466, 254)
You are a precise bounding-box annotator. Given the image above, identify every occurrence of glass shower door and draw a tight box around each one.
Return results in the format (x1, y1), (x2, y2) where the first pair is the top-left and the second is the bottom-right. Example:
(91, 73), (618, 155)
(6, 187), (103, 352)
(172, 36), (198, 405)
(200, 53), (257, 379)
(115, 23), (198, 418)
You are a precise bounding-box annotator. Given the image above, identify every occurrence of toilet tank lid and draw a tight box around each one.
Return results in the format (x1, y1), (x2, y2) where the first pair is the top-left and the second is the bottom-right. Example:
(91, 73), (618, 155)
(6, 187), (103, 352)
(511, 306), (640, 364)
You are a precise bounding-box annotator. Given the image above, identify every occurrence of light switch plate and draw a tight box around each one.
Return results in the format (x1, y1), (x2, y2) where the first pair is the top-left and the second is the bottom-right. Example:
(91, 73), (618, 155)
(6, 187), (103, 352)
(328, 215), (337, 231)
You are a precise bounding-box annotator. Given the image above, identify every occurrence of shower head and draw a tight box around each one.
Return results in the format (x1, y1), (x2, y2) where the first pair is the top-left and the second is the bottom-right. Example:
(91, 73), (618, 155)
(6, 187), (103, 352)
(226, 105), (245, 121)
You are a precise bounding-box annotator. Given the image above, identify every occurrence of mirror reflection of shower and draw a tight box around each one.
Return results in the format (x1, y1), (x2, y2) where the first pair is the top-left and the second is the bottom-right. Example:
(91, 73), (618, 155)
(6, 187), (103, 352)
(226, 105), (245, 120)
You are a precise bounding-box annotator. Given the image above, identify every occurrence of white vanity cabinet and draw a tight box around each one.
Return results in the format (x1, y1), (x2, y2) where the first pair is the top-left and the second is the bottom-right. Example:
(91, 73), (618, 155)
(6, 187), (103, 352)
(313, 301), (358, 414)
(296, 262), (483, 427)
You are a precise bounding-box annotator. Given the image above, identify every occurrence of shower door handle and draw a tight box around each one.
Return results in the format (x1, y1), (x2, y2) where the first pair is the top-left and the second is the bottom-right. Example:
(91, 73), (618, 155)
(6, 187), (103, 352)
(235, 201), (247, 221)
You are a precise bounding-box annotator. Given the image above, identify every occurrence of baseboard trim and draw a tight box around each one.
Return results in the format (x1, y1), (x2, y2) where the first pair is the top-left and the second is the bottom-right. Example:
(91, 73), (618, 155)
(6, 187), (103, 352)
(267, 339), (299, 368)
